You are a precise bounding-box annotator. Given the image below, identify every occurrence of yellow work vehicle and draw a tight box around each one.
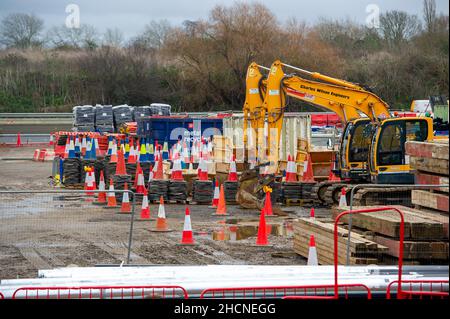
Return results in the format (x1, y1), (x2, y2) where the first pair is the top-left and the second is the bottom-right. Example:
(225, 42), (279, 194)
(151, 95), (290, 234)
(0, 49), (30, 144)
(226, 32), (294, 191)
(243, 60), (435, 205)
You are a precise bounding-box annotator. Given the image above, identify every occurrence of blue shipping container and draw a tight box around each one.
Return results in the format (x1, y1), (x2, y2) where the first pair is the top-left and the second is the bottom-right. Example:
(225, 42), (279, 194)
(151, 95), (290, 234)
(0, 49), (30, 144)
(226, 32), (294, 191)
(137, 116), (224, 148)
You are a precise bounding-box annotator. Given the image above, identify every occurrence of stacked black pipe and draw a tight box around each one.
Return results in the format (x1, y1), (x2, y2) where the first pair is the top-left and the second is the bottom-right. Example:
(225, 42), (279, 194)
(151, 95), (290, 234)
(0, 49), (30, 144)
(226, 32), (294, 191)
(192, 180), (213, 204)
(223, 181), (238, 204)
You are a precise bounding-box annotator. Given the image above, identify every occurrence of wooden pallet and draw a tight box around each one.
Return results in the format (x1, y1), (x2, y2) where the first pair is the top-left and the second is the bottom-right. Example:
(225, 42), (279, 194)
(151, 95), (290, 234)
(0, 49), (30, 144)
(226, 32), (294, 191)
(283, 199), (303, 206)
(166, 200), (187, 204)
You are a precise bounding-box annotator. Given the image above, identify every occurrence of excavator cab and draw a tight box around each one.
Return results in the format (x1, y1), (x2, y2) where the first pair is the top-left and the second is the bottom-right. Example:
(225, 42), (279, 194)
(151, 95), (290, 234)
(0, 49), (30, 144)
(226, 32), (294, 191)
(368, 117), (433, 184)
(338, 118), (372, 181)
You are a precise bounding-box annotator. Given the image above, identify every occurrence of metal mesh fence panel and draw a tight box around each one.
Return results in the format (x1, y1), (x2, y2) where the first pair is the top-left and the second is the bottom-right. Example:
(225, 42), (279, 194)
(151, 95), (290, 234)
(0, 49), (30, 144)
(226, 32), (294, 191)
(0, 190), (135, 280)
(11, 285), (188, 299)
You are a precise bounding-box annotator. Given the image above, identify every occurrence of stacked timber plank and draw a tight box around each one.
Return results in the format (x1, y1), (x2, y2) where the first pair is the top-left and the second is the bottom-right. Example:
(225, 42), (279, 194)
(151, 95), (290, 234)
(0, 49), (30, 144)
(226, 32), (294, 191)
(293, 218), (388, 265)
(405, 139), (449, 214)
(333, 205), (449, 264)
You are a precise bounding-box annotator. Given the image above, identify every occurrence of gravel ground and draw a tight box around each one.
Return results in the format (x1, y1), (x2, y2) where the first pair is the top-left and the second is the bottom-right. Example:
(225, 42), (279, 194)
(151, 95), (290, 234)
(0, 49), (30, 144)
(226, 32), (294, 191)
(0, 146), (334, 280)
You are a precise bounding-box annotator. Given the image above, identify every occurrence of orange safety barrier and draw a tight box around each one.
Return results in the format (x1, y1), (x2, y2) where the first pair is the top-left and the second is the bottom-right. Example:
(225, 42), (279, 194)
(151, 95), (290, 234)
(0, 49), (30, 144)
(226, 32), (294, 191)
(12, 285), (189, 299)
(38, 149), (47, 161)
(386, 280), (449, 299)
(200, 284), (372, 299)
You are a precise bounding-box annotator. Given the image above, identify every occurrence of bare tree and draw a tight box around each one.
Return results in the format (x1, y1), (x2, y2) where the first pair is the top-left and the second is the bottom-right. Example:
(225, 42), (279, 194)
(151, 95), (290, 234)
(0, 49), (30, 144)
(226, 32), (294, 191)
(0, 13), (44, 48)
(379, 10), (422, 47)
(46, 24), (99, 49)
(134, 19), (172, 49)
(423, 0), (437, 33)
(103, 28), (124, 47)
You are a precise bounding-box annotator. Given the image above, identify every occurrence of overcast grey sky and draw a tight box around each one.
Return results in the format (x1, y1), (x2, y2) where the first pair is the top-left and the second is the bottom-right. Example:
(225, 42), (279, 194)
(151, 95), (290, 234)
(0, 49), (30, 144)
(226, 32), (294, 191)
(1, 0), (449, 38)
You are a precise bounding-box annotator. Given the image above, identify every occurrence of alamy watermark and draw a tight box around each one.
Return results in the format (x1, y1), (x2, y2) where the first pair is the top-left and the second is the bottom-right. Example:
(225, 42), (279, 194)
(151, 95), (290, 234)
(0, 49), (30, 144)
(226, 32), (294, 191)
(366, 4), (380, 29)
(65, 4), (80, 29)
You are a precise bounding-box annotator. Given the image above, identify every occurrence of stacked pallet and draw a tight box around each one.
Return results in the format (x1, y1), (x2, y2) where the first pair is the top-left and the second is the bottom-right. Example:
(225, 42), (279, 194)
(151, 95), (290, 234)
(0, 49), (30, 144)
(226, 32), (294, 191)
(332, 205), (449, 263)
(293, 218), (388, 265)
(406, 139), (449, 213)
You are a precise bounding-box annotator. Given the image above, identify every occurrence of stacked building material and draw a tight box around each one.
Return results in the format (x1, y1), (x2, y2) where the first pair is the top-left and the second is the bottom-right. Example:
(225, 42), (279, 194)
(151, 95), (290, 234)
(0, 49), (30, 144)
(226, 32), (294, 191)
(281, 182), (302, 203)
(132, 106), (152, 121)
(150, 103), (171, 116)
(62, 158), (81, 186)
(112, 105), (133, 130)
(406, 139), (449, 213)
(126, 163), (137, 184)
(270, 182), (282, 203)
(113, 175), (132, 203)
(148, 180), (169, 202)
(223, 181), (238, 204)
(168, 181), (188, 203)
(94, 105), (114, 133)
(73, 105), (95, 132)
(332, 205), (449, 264)
(192, 180), (213, 204)
(293, 218), (388, 265)
(104, 156), (116, 187)
(140, 162), (151, 182)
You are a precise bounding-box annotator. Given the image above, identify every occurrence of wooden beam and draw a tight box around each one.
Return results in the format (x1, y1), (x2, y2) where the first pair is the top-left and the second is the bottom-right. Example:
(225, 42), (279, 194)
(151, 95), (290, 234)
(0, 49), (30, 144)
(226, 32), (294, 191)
(370, 235), (449, 259)
(406, 141), (449, 160)
(415, 172), (449, 193)
(412, 190), (449, 213)
(332, 207), (446, 239)
(410, 156), (449, 175)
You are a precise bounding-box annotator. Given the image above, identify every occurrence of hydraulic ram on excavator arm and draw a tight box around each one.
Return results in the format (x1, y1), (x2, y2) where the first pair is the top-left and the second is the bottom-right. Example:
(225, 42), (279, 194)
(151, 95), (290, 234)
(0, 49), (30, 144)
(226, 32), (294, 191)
(261, 60), (391, 163)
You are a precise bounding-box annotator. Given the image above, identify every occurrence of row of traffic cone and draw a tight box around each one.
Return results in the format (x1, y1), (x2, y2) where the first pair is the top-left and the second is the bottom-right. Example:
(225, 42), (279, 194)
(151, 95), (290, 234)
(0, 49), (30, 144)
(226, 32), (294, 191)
(93, 170), (193, 244)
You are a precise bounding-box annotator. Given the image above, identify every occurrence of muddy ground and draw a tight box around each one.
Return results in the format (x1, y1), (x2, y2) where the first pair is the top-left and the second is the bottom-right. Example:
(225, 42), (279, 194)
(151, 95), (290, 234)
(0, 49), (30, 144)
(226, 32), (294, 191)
(0, 146), (333, 280)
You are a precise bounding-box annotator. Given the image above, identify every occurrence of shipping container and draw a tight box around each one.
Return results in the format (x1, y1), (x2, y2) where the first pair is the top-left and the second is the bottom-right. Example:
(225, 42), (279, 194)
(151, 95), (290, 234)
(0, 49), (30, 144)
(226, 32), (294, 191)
(137, 116), (224, 148)
(222, 113), (311, 162)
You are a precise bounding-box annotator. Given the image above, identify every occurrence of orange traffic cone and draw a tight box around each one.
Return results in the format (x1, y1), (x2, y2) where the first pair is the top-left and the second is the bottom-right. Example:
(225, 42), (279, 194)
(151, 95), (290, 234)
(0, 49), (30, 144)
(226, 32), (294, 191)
(135, 166), (146, 194)
(307, 235), (318, 265)
(94, 171), (107, 205)
(120, 183), (131, 213)
(115, 149), (127, 175)
(263, 191), (274, 217)
(328, 153), (341, 182)
(339, 187), (347, 208)
(110, 141), (118, 163)
(16, 132), (22, 147)
(134, 162), (142, 190)
(227, 155), (238, 181)
(301, 154), (315, 182)
(153, 155), (164, 180)
(170, 154), (184, 181)
(128, 145), (137, 164)
(310, 207), (315, 218)
(285, 155), (297, 182)
(211, 179), (220, 207)
(212, 185), (228, 216)
(150, 196), (172, 232)
(105, 177), (118, 208)
(140, 188), (151, 219)
(197, 156), (209, 181)
(256, 208), (269, 246)
(180, 206), (195, 245)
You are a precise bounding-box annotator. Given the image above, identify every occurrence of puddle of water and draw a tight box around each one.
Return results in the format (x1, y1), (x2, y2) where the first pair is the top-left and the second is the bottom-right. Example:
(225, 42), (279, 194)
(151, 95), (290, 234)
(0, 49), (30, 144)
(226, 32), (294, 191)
(212, 220), (294, 241)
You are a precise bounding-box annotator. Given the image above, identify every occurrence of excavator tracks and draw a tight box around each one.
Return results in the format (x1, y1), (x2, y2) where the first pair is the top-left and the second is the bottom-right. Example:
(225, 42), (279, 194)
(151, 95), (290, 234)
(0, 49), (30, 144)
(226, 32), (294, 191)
(311, 181), (343, 204)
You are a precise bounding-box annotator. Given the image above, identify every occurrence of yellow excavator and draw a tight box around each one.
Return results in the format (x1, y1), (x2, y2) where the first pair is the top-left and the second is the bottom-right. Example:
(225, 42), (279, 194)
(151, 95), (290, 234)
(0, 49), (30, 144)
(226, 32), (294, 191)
(242, 60), (435, 205)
